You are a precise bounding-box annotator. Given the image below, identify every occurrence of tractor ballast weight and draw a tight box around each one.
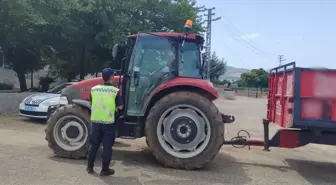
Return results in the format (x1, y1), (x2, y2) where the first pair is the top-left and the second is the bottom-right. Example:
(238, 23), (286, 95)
(45, 21), (235, 170)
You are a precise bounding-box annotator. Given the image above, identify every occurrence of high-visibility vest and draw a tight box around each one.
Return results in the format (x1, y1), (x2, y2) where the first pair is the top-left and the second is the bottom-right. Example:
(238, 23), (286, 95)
(90, 85), (119, 124)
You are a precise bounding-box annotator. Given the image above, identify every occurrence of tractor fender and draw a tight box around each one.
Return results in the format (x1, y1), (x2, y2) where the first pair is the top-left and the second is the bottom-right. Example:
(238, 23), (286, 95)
(72, 99), (91, 111)
(155, 77), (218, 100)
(143, 78), (219, 116)
(47, 99), (91, 120)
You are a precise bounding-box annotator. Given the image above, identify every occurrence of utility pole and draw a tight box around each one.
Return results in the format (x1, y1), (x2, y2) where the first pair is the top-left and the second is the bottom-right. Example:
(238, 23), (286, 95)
(202, 7), (221, 80)
(278, 55), (285, 66)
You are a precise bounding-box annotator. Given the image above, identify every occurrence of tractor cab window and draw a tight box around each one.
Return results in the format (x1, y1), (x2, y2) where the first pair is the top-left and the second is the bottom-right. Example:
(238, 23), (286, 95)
(126, 33), (178, 116)
(180, 42), (202, 78)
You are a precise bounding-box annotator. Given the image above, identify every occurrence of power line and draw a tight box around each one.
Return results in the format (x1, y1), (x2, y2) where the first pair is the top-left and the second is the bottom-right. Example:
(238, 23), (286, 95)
(222, 23), (267, 57)
(200, 7), (221, 80)
(218, 13), (293, 67)
(219, 13), (276, 59)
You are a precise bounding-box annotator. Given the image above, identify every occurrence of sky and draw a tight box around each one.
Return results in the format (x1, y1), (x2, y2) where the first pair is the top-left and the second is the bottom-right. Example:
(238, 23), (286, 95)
(196, 0), (336, 69)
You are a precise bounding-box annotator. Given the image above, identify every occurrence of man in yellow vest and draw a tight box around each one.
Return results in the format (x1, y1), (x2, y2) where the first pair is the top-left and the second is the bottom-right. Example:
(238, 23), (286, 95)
(86, 68), (123, 176)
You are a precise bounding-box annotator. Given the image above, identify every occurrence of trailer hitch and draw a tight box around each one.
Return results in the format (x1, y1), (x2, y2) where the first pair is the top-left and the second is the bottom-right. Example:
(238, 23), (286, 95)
(223, 119), (271, 151)
(221, 113), (235, 124)
(223, 130), (252, 150)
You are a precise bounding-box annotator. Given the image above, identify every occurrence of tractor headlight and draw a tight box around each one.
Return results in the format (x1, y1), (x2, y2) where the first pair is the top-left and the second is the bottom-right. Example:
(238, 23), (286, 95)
(41, 96), (68, 106)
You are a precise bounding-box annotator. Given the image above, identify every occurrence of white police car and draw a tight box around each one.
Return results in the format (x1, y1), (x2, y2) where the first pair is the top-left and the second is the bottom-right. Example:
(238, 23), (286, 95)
(19, 82), (75, 119)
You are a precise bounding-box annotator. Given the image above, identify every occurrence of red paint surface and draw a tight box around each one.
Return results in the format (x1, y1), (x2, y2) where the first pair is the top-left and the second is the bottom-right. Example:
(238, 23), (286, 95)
(300, 70), (336, 98)
(245, 138), (265, 146)
(155, 77), (218, 100)
(70, 76), (217, 102)
(279, 130), (298, 148)
(268, 67), (336, 128)
(300, 71), (336, 122)
(267, 71), (294, 128)
(301, 99), (323, 120)
(72, 76), (122, 100)
(299, 70), (336, 122)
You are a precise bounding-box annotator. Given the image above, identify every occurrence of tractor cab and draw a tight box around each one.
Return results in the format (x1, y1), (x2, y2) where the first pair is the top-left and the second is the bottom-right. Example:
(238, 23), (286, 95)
(112, 21), (206, 117)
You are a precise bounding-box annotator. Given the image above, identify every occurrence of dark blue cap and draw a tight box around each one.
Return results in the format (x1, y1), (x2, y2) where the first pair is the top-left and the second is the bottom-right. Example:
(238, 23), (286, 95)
(102, 68), (115, 81)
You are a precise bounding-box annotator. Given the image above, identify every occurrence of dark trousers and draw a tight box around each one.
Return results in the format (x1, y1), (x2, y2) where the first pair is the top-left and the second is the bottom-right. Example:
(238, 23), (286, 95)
(87, 123), (116, 169)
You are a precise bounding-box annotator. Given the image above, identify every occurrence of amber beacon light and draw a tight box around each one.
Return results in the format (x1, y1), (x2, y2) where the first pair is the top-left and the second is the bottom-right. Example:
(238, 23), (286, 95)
(184, 20), (193, 29)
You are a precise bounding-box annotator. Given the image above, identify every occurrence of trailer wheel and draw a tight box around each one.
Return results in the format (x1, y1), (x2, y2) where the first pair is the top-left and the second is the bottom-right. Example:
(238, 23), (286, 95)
(45, 104), (91, 159)
(145, 91), (224, 170)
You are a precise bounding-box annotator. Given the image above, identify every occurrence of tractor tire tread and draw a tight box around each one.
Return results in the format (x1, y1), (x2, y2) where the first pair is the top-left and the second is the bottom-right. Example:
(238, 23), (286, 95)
(45, 104), (91, 159)
(145, 91), (224, 170)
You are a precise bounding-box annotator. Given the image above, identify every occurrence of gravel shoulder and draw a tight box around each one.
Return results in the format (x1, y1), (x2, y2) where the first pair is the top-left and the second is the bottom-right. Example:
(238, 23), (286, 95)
(0, 97), (336, 185)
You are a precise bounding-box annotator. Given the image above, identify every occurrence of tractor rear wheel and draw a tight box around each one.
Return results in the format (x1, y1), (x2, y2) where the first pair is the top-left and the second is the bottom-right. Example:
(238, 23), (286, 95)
(45, 104), (91, 159)
(145, 91), (224, 170)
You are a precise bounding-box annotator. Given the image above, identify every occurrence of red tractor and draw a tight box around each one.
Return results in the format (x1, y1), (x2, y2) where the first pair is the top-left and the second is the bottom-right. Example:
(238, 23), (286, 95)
(45, 20), (235, 170)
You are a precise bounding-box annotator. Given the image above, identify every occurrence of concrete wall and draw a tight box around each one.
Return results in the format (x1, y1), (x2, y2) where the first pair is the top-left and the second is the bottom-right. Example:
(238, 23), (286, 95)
(0, 67), (99, 90)
(0, 68), (49, 89)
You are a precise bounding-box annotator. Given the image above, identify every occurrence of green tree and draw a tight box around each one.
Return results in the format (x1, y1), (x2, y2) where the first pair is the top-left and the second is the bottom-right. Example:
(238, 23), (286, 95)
(0, 0), (86, 90)
(0, 0), (206, 87)
(202, 52), (227, 83)
(210, 52), (227, 83)
(48, 0), (205, 80)
(0, 0), (46, 91)
(238, 68), (269, 88)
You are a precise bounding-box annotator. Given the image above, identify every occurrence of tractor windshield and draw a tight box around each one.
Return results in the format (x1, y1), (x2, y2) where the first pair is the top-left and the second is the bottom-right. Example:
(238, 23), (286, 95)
(131, 34), (177, 76)
(126, 33), (178, 115)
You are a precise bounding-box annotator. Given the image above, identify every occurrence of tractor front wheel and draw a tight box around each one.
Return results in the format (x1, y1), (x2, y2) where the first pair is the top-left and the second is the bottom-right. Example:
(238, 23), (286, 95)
(45, 104), (91, 159)
(145, 91), (224, 170)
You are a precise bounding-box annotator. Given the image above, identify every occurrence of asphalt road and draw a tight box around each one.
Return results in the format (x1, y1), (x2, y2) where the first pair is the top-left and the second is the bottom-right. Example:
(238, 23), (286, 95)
(0, 96), (336, 185)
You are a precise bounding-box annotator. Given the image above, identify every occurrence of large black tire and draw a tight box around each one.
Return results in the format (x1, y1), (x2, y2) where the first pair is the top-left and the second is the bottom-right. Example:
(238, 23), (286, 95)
(45, 104), (91, 159)
(145, 91), (224, 170)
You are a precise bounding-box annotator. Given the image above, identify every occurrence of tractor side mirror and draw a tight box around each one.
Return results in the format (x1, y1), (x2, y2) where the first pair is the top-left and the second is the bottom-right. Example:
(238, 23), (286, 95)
(112, 44), (119, 60)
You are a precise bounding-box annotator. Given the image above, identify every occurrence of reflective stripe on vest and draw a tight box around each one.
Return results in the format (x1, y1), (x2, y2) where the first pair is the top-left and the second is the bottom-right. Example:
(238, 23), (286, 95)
(90, 85), (119, 124)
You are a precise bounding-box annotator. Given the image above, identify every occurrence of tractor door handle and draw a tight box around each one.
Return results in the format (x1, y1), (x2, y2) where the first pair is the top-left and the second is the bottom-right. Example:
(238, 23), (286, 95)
(134, 71), (140, 86)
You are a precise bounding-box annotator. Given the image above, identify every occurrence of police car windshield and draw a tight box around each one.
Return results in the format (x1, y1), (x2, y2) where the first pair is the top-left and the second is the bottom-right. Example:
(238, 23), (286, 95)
(47, 83), (71, 94)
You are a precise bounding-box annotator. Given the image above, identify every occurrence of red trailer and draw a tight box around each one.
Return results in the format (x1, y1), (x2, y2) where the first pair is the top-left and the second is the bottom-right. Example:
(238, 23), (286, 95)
(224, 62), (336, 150)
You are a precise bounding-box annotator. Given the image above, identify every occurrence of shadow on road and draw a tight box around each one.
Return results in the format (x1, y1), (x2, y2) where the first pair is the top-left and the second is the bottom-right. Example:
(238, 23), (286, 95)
(235, 161), (290, 173)
(285, 159), (336, 184)
(232, 158), (336, 184)
(21, 117), (46, 125)
(113, 141), (131, 148)
(82, 170), (144, 185)
(49, 145), (251, 185)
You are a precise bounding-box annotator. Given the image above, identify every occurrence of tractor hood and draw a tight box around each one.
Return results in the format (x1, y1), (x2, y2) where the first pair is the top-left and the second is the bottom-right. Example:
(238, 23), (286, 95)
(66, 76), (123, 101)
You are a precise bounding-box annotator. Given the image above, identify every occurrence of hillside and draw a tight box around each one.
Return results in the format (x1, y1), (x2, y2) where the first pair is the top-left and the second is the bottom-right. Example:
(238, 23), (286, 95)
(220, 66), (250, 81)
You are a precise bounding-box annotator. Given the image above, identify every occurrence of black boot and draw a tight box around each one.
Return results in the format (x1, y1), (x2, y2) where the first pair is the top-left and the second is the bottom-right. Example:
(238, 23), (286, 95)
(86, 167), (94, 174)
(100, 164), (115, 176)
(86, 160), (94, 174)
